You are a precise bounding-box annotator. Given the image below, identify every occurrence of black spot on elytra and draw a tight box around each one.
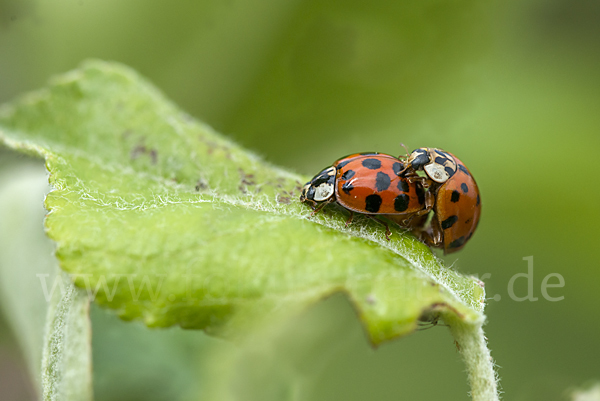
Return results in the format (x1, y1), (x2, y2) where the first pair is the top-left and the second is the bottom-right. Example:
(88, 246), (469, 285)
(392, 162), (403, 176)
(362, 158), (382, 170)
(441, 215), (458, 230)
(461, 183), (469, 193)
(394, 194), (410, 212)
(397, 180), (410, 193)
(342, 182), (354, 195)
(416, 185), (425, 205)
(449, 236), (466, 249)
(365, 194), (382, 213)
(476, 194), (480, 206)
(341, 169), (355, 180)
(336, 159), (351, 169)
(375, 172), (391, 191)
(458, 164), (470, 176)
(451, 190), (460, 203)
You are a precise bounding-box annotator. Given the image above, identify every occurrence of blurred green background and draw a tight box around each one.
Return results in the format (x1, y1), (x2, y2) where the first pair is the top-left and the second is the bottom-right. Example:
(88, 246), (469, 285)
(1, 0), (599, 400)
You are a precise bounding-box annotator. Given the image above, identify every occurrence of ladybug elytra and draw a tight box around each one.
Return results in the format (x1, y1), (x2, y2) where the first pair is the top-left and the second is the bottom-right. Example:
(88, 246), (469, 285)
(300, 152), (433, 239)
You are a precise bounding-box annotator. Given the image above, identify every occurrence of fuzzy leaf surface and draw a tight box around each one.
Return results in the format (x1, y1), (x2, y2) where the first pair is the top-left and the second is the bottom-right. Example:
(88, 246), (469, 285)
(0, 60), (485, 344)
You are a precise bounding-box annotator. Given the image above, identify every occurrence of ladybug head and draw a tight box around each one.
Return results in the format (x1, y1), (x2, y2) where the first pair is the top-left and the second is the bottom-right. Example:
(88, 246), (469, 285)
(408, 148), (457, 184)
(407, 148), (431, 171)
(300, 166), (336, 205)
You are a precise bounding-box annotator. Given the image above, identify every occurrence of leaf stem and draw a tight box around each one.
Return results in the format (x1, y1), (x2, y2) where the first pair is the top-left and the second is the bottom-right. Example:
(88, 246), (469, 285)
(42, 272), (92, 401)
(447, 316), (500, 401)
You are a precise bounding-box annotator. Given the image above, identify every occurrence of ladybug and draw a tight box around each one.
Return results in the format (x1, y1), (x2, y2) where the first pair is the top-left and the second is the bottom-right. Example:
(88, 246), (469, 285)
(403, 148), (481, 253)
(300, 152), (433, 239)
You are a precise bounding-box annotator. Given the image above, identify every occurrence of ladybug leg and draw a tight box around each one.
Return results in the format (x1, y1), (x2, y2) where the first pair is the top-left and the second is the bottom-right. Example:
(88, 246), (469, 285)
(345, 211), (355, 227)
(402, 170), (419, 182)
(409, 191), (434, 220)
(310, 201), (328, 216)
(404, 212), (429, 230)
(424, 190), (435, 211)
(419, 215), (443, 248)
(419, 230), (437, 247)
(420, 178), (433, 190)
(367, 216), (392, 241)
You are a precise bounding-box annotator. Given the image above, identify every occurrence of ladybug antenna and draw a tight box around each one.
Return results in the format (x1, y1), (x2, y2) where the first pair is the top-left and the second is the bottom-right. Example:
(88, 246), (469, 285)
(400, 143), (410, 160)
(397, 143), (411, 175)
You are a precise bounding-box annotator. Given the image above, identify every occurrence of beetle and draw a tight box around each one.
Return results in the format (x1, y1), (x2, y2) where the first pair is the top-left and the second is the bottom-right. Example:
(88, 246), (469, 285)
(300, 152), (433, 239)
(402, 148), (481, 253)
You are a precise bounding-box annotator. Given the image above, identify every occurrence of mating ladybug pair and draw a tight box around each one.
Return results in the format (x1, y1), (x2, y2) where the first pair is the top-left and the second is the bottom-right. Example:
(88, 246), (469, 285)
(299, 148), (481, 254)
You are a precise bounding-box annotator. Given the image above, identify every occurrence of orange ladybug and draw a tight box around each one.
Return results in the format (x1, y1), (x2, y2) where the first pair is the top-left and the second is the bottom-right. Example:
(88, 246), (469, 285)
(300, 152), (433, 239)
(403, 148), (481, 253)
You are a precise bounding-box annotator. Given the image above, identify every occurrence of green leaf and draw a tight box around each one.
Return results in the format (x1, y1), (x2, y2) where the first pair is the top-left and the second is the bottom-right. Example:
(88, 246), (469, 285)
(0, 59), (485, 343)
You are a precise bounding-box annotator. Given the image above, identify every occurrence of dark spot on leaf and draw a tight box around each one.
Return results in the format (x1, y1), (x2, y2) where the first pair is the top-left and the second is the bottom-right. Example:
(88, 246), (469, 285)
(278, 196), (291, 204)
(130, 144), (157, 164)
(149, 149), (158, 165)
(195, 179), (208, 191)
(130, 145), (146, 160)
(239, 168), (256, 186)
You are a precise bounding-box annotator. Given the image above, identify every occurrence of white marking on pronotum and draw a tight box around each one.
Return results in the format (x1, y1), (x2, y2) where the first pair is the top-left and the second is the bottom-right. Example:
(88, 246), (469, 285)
(313, 183), (334, 201)
(424, 163), (450, 183)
